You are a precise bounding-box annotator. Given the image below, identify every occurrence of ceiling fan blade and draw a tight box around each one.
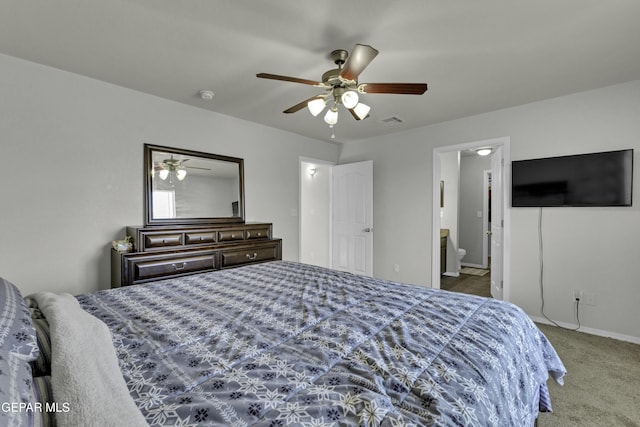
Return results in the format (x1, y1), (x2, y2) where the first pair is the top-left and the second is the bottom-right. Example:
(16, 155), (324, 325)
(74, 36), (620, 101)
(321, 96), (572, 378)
(340, 44), (379, 82)
(257, 73), (321, 86)
(359, 83), (428, 95)
(283, 95), (325, 114)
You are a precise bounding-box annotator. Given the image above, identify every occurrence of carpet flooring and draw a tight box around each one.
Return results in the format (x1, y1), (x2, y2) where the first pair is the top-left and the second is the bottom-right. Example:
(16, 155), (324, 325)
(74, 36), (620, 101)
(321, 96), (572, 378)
(536, 323), (640, 426)
(440, 271), (640, 426)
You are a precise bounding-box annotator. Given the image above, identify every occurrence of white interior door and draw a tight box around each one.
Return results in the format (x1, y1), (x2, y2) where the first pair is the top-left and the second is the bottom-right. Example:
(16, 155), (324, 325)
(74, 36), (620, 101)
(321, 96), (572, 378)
(331, 160), (373, 276)
(490, 146), (504, 299)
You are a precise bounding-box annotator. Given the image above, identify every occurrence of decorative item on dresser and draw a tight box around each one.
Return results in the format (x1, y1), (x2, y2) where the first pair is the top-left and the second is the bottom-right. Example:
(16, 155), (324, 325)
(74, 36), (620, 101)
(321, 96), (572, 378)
(111, 144), (282, 287)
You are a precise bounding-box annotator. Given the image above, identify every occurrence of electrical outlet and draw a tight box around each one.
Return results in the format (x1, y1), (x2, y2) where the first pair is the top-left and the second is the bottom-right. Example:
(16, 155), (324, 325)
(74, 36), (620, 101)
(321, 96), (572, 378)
(393, 263), (400, 273)
(573, 289), (583, 302)
(584, 292), (597, 306)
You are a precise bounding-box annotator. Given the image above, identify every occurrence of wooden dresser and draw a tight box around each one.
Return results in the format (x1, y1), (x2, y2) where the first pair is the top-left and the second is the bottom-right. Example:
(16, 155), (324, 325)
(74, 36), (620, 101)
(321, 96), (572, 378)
(111, 222), (282, 287)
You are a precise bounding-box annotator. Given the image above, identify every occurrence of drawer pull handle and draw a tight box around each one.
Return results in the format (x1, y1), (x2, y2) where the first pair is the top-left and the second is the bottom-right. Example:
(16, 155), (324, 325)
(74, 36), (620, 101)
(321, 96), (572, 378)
(257, 232), (262, 236)
(246, 252), (258, 260)
(231, 234), (236, 238)
(172, 262), (187, 271)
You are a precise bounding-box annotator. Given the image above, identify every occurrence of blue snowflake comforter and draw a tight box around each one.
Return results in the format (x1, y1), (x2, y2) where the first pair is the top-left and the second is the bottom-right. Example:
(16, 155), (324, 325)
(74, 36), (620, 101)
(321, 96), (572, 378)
(77, 261), (565, 426)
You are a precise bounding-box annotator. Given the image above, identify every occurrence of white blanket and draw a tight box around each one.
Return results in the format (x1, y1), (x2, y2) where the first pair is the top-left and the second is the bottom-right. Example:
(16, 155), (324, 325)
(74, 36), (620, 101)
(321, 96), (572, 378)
(31, 292), (148, 427)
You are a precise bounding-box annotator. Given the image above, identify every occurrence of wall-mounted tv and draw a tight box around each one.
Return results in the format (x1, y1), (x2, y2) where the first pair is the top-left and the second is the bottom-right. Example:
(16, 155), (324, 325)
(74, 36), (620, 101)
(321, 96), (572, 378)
(511, 149), (633, 207)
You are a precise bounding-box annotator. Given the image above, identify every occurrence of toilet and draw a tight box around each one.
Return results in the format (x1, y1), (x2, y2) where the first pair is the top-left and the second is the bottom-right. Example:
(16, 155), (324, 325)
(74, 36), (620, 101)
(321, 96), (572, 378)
(457, 248), (466, 266)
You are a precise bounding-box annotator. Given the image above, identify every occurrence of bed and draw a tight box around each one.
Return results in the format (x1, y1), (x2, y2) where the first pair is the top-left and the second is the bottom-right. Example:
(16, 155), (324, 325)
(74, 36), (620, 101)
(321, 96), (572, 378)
(2, 261), (565, 426)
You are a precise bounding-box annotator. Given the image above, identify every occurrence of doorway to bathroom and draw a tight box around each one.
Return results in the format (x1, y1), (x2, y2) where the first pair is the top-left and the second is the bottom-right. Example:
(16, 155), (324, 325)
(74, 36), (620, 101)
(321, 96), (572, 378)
(431, 137), (510, 301)
(440, 167), (492, 298)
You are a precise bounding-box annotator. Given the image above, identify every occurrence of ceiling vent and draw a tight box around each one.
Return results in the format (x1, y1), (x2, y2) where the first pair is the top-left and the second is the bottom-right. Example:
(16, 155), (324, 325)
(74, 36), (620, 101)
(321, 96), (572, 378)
(380, 116), (404, 125)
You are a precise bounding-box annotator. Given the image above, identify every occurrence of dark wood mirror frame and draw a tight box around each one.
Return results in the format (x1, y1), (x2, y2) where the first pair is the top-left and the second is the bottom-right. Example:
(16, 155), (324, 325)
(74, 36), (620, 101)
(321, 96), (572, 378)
(144, 144), (245, 226)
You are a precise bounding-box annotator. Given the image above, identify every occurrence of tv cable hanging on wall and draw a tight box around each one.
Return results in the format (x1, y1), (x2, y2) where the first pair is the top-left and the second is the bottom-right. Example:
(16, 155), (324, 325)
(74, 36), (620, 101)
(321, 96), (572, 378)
(538, 207), (581, 331)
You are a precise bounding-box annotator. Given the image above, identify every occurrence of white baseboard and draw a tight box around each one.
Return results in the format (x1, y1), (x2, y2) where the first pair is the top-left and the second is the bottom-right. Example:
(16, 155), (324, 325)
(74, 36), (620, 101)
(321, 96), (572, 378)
(529, 315), (640, 345)
(442, 272), (460, 277)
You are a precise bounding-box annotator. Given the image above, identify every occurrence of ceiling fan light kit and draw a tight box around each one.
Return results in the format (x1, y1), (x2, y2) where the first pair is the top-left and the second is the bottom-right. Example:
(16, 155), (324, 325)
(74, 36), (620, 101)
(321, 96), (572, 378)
(352, 102), (371, 120)
(324, 107), (338, 125)
(157, 155), (189, 182)
(175, 169), (187, 180)
(159, 167), (187, 182)
(307, 98), (326, 116)
(257, 44), (428, 136)
(340, 90), (359, 109)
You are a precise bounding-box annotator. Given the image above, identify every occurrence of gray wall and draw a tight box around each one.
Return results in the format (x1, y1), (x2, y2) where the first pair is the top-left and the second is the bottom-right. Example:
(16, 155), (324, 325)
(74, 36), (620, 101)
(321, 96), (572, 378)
(459, 154), (491, 266)
(340, 80), (640, 341)
(0, 53), (339, 295)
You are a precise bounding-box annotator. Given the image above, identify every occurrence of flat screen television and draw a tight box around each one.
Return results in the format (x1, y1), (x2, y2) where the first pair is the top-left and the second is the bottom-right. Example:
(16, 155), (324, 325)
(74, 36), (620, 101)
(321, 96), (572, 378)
(511, 149), (633, 207)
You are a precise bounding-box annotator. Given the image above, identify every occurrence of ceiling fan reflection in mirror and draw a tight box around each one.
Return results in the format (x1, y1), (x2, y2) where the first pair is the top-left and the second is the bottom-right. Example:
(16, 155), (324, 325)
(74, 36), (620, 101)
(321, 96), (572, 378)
(154, 155), (210, 183)
(257, 44), (427, 138)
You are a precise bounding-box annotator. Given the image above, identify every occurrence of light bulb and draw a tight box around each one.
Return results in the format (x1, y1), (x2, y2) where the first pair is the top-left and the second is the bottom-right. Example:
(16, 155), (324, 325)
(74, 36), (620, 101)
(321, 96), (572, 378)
(159, 169), (169, 180)
(176, 169), (187, 181)
(341, 90), (359, 109)
(324, 107), (338, 125)
(307, 98), (326, 117)
(353, 102), (371, 120)
(476, 148), (492, 156)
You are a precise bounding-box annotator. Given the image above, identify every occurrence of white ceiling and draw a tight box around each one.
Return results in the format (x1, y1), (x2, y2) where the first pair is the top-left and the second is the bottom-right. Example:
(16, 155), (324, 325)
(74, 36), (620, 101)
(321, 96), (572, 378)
(2, 0), (640, 144)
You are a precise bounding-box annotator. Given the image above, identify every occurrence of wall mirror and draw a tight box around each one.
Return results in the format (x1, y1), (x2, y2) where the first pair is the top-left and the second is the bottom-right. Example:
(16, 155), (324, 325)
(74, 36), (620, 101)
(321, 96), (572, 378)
(144, 144), (245, 226)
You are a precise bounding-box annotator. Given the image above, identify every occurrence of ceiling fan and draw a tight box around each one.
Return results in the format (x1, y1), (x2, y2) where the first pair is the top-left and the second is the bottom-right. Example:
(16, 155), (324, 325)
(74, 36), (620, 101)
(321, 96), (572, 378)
(154, 155), (209, 182)
(257, 44), (427, 126)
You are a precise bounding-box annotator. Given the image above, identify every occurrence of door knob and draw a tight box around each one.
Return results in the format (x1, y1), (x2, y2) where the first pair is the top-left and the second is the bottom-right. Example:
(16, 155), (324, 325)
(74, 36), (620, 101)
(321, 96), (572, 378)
(363, 227), (373, 232)
(486, 230), (492, 235)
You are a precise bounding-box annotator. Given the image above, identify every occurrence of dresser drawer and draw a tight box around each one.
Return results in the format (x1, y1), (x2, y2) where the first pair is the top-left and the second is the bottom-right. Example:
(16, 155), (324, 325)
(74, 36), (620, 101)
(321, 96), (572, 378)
(121, 250), (217, 285)
(135, 255), (214, 280)
(144, 233), (183, 248)
(218, 230), (245, 242)
(185, 232), (216, 245)
(220, 241), (280, 268)
(246, 227), (270, 240)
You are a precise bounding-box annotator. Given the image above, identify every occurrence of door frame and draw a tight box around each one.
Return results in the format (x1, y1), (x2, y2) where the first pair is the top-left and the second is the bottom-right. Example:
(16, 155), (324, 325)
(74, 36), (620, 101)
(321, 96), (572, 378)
(431, 137), (511, 301)
(482, 169), (491, 269)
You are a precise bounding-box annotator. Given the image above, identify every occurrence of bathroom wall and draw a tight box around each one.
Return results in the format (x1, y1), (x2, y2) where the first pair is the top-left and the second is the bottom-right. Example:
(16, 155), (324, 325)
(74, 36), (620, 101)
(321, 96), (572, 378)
(459, 154), (491, 266)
